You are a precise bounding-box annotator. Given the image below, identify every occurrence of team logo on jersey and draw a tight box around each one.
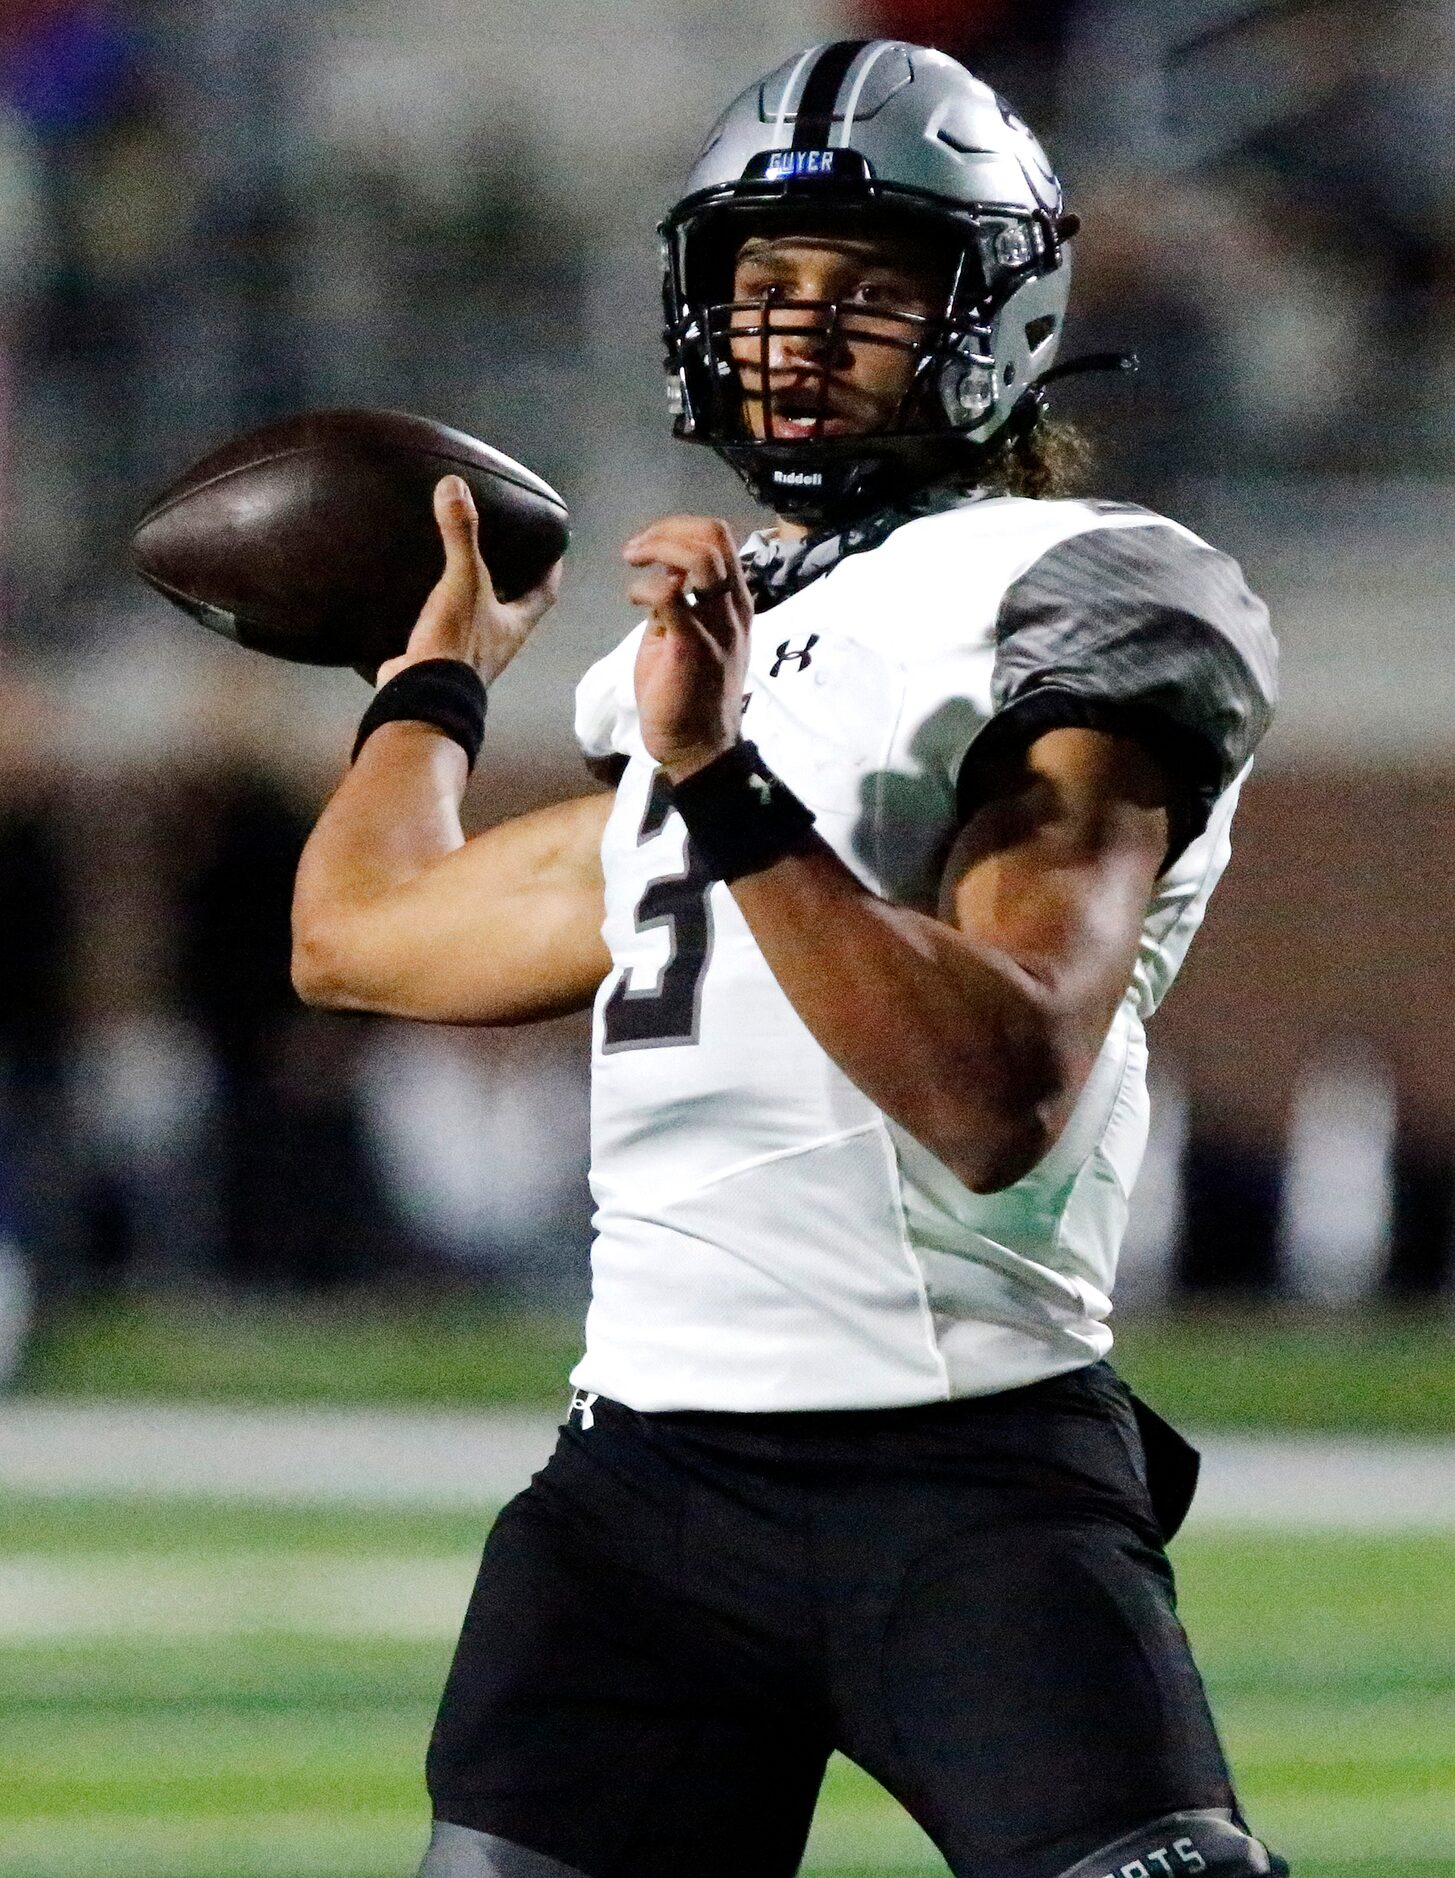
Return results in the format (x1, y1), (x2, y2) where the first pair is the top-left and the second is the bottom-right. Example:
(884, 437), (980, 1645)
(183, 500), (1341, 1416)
(771, 634), (819, 676)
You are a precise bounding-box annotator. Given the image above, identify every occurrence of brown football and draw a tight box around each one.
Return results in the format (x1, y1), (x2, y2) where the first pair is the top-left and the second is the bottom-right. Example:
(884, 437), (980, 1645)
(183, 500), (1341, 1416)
(131, 409), (570, 669)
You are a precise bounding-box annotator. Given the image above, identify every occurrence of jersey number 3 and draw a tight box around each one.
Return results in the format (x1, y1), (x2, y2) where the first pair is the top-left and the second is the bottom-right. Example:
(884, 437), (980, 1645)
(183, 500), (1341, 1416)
(601, 770), (715, 1051)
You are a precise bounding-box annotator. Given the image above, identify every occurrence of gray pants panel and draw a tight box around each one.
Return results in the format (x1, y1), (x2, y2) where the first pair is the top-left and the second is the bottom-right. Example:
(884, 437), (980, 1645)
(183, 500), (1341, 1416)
(1055, 1809), (1285, 1878)
(417, 1820), (594, 1878)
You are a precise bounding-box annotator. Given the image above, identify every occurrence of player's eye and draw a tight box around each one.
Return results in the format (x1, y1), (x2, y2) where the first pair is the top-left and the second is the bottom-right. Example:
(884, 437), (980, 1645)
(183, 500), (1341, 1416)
(736, 263), (782, 297)
(852, 277), (927, 312)
(850, 274), (940, 317)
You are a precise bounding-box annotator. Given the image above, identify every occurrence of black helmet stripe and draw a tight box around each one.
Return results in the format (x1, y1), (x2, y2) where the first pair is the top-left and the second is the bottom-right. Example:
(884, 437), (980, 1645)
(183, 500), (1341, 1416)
(790, 39), (871, 150)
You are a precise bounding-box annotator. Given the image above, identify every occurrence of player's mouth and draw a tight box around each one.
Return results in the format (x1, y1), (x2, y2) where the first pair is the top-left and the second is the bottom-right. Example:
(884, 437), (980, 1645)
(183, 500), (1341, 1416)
(770, 413), (858, 440)
(765, 388), (865, 440)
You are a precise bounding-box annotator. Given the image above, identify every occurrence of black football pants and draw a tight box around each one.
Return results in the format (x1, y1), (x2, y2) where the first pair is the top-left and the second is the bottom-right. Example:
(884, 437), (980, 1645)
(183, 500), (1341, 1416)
(426, 1363), (1238, 1878)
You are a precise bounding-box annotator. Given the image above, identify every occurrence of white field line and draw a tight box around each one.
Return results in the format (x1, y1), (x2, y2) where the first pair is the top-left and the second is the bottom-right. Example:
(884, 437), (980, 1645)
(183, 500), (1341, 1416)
(0, 1402), (560, 1506)
(0, 1553), (474, 1641)
(0, 1813), (428, 1878)
(1195, 1433), (1455, 1529)
(2, 1401), (1455, 1528)
(0, 1801), (1451, 1878)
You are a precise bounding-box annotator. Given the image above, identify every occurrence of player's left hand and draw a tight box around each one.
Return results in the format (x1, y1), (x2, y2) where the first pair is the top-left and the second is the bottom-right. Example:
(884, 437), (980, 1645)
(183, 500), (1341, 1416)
(624, 516), (753, 781)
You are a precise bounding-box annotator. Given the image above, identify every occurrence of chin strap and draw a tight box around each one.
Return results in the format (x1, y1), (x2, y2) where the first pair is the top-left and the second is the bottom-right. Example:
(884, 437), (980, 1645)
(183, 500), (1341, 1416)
(1000, 348), (1138, 445)
(1039, 349), (1140, 387)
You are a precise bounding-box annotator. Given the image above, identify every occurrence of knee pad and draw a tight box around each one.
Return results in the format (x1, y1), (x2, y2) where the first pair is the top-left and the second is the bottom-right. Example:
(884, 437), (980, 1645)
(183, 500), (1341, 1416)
(416, 1820), (594, 1878)
(1056, 1810), (1289, 1878)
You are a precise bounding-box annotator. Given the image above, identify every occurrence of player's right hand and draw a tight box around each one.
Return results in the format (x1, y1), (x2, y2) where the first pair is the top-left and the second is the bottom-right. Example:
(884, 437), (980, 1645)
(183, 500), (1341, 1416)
(376, 476), (563, 689)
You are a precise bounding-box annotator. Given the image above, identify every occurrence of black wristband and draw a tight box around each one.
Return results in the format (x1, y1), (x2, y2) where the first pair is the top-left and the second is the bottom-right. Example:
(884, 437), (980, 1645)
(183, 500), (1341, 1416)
(670, 741), (817, 882)
(352, 659), (487, 770)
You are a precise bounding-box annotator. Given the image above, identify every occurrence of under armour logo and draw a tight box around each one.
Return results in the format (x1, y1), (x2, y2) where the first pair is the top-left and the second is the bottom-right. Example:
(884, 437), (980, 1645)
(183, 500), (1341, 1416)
(568, 1389), (598, 1431)
(771, 635), (819, 677)
(748, 772), (773, 808)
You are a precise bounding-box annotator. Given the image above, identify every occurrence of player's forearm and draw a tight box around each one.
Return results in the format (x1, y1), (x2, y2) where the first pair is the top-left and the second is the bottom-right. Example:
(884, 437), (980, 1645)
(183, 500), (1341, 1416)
(729, 842), (1083, 1192)
(291, 723), (468, 996)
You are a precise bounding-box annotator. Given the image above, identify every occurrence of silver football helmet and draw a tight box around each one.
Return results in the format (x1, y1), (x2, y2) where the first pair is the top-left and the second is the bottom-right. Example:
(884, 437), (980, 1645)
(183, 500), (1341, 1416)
(660, 39), (1076, 521)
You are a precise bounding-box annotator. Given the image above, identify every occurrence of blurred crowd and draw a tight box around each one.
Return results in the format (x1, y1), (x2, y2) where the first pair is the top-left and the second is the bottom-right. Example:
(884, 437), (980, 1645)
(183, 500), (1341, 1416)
(7, 1), (1455, 605)
(0, 0), (1452, 1342)
(859, 0), (1455, 488)
(0, 755), (595, 1312)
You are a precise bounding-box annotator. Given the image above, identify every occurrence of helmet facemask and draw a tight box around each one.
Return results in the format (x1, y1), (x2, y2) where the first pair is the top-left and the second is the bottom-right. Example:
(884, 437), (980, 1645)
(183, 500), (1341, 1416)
(714, 297), (941, 445)
(662, 190), (1068, 525)
(660, 39), (1078, 526)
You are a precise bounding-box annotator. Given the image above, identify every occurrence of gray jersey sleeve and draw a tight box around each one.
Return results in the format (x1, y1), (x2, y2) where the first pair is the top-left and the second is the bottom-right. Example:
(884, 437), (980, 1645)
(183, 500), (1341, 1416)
(958, 518), (1277, 860)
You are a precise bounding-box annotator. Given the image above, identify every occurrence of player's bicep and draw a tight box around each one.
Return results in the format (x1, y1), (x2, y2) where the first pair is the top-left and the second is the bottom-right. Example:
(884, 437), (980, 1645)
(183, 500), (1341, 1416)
(300, 792), (613, 1024)
(940, 727), (1170, 1038)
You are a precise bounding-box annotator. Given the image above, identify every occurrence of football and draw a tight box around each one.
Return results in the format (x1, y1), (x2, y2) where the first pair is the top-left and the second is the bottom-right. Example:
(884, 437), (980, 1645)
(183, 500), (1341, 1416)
(131, 409), (570, 670)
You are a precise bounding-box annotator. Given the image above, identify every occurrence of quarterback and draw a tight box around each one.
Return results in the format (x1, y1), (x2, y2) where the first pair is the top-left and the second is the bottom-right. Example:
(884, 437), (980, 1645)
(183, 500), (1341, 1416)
(293, 39), (1284, 1878)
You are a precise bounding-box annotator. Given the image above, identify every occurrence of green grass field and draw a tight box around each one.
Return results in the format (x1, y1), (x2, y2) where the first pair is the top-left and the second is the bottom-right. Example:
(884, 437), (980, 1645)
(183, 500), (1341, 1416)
(3, 1493), (1452, 1878)
(19, 1296), (1455, 1433)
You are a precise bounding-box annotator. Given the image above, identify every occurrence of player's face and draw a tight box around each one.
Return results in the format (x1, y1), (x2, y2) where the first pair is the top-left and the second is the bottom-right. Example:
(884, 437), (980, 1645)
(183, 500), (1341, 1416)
(729, 230), (946, 442)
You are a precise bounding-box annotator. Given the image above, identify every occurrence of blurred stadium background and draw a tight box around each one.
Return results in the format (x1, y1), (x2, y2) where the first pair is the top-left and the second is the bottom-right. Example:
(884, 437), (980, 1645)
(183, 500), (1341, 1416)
(0, 0), (1452, 1873)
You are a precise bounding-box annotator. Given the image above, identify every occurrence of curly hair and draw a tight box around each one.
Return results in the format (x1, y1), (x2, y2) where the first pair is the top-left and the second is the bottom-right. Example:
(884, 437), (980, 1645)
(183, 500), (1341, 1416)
(976, 413), (1095, 501)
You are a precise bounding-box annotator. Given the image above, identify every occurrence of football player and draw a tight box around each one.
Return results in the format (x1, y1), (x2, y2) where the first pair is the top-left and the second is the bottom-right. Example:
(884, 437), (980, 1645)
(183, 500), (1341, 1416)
(293, 39), (1286, 1878)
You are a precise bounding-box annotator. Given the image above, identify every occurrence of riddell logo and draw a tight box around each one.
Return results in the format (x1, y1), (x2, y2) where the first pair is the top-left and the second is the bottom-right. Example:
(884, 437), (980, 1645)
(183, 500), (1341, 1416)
(773, 469), (823, 487)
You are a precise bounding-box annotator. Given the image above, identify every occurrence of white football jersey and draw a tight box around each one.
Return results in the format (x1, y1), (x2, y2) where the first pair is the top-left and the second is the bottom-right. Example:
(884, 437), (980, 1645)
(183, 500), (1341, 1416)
(570, 494), (1277, 1413)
